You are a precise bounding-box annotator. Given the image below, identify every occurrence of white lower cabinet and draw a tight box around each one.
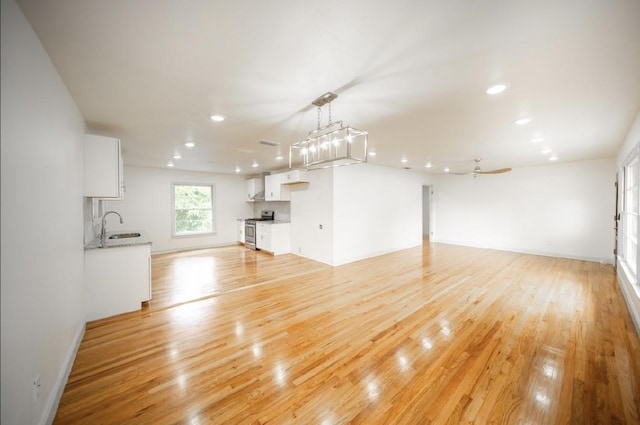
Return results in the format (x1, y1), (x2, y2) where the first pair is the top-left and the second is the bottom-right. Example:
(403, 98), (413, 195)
(85, 244), (151, 321)
(256, 222), (290, 255)
(256, 222), (270, 251)
(238, 219), (245, 244)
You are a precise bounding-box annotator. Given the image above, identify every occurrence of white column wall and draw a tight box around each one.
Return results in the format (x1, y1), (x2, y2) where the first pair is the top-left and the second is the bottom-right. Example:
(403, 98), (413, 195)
(1, 0), (86, 423)
(289, 168), (334, 265)
(332, 164), (423, 266)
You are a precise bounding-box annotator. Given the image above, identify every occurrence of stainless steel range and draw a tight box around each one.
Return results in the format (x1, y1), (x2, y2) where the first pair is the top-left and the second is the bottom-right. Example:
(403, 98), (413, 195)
(244, 210), (274, 250)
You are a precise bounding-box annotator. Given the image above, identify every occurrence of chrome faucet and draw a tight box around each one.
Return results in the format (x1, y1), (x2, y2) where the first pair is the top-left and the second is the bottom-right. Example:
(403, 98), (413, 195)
(101, 211), (123, 247)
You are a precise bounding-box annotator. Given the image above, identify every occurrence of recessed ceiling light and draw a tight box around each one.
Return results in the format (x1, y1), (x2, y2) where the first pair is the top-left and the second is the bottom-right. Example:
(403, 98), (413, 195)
(185, 142), (195, 148)
(210, 114), (225, 122)
(541, 148), (552, 154)
(173, 154), (181, 159)
(275, 155), (283, 160)
(369, 151), (377, 156)
(166, 161), (174, 167)
(531, 136), (544, 143)
(486, 82), (510, 95)
(425, 162), (432, 168)
(444, 167), (450, 173)
(235, 166), (241, 173)
(252, 161), (259, 168)
(514, 117), (533, 126)
(549, 154), (558, 161)
(401, 158), (408, 163)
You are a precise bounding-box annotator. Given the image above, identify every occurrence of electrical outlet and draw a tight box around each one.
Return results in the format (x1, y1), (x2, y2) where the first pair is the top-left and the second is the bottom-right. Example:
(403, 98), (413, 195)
(33, 375), (41, 400)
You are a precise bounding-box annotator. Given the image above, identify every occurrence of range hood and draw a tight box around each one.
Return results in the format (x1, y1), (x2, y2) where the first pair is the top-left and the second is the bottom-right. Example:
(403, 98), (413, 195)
(249, 172), (268, 201)
(251, 188), (265, 201)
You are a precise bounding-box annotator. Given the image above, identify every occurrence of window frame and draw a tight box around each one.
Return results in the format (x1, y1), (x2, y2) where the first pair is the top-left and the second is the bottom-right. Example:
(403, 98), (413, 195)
(171, 183), (216, 238)
(618, 147), (640, 294)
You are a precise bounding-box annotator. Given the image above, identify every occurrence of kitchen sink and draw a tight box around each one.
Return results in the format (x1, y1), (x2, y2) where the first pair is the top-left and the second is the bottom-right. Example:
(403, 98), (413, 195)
(108, 232), (141, 239)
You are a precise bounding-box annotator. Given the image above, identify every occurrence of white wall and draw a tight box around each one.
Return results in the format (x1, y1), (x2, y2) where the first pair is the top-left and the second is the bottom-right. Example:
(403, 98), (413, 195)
(1, 0), (86, 423)
(615, 111), (640, 334)
(333, 164), (423, 266)
(104, 166), (253, 253)
(430, 158), (616, 263)
(289, 168), (334, 265)
(617, 112), (640, 165)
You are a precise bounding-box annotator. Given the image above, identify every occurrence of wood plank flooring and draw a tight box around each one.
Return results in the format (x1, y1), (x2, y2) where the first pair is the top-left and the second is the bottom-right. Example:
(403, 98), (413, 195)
(54, 242), (640, 424)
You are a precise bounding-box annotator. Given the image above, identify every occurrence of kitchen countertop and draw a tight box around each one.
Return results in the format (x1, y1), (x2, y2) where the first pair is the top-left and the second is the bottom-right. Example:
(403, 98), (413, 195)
(85, 231), (152, 250)
(238, 218), (290, 224)
(251, 220), (290, 224)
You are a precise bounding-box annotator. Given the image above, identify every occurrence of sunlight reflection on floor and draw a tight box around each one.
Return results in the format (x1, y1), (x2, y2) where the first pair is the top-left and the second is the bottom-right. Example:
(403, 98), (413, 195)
(168, 257), (217, 304)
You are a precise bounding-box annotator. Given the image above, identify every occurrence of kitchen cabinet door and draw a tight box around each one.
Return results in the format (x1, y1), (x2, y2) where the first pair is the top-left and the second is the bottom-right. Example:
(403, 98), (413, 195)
(270, 223), (290, 255)
(84, 134), (124, 199)
(265, 173), (291, 201)
(265, 173), (282, 201)
(256, 222), (271, 251)
(237, 219), (245, 244)
(257, 223), (290, 255)
(282, 169), (309, 184)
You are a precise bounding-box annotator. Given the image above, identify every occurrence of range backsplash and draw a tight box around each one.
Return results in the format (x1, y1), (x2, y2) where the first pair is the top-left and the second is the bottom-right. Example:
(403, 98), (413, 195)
(252, 201), (290, 221)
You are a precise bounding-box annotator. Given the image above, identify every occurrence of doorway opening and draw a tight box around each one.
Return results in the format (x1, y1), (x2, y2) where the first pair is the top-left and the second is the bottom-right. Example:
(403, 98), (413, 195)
(422, 185), (433, 241)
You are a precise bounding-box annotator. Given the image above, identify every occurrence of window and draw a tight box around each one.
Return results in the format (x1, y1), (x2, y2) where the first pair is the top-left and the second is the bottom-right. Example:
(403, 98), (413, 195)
(172, 184), (215, 236)
(620, 152), (639, 286)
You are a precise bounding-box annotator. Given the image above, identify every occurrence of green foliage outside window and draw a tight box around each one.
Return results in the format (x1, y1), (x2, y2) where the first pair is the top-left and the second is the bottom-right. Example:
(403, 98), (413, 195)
(174, 184), (214, 235)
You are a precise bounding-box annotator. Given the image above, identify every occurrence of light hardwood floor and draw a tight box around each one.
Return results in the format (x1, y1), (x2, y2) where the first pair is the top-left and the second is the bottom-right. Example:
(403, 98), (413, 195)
(54, 242), (640, 424)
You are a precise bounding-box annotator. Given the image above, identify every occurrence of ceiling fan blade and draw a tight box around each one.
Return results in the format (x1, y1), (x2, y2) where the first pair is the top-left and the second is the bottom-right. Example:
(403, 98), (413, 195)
(477, 168), (512, 174)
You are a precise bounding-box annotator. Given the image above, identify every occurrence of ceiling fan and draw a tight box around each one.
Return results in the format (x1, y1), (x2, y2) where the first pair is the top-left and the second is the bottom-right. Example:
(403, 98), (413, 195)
(448, 158), (512, 177)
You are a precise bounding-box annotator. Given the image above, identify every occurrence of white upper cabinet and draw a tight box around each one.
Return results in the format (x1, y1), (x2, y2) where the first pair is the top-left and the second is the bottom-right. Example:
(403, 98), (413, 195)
(265, 173), (289, 201)
(84, 134), (124, 199)
(281, 169), (309, 184)
(245, 178), (263, 202)
(265, 170), (309, 201)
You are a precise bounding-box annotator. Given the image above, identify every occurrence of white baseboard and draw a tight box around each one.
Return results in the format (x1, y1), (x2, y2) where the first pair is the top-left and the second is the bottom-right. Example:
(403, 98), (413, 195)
(40, 322), (85, 425)
(151, 241), (239, 255)
(332, 241), (423, 267)
(430, 238), (614, 265)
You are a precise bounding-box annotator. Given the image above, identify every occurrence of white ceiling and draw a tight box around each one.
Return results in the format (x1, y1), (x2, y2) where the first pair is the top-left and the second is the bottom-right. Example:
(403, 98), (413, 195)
(16, 0), (640, 175)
